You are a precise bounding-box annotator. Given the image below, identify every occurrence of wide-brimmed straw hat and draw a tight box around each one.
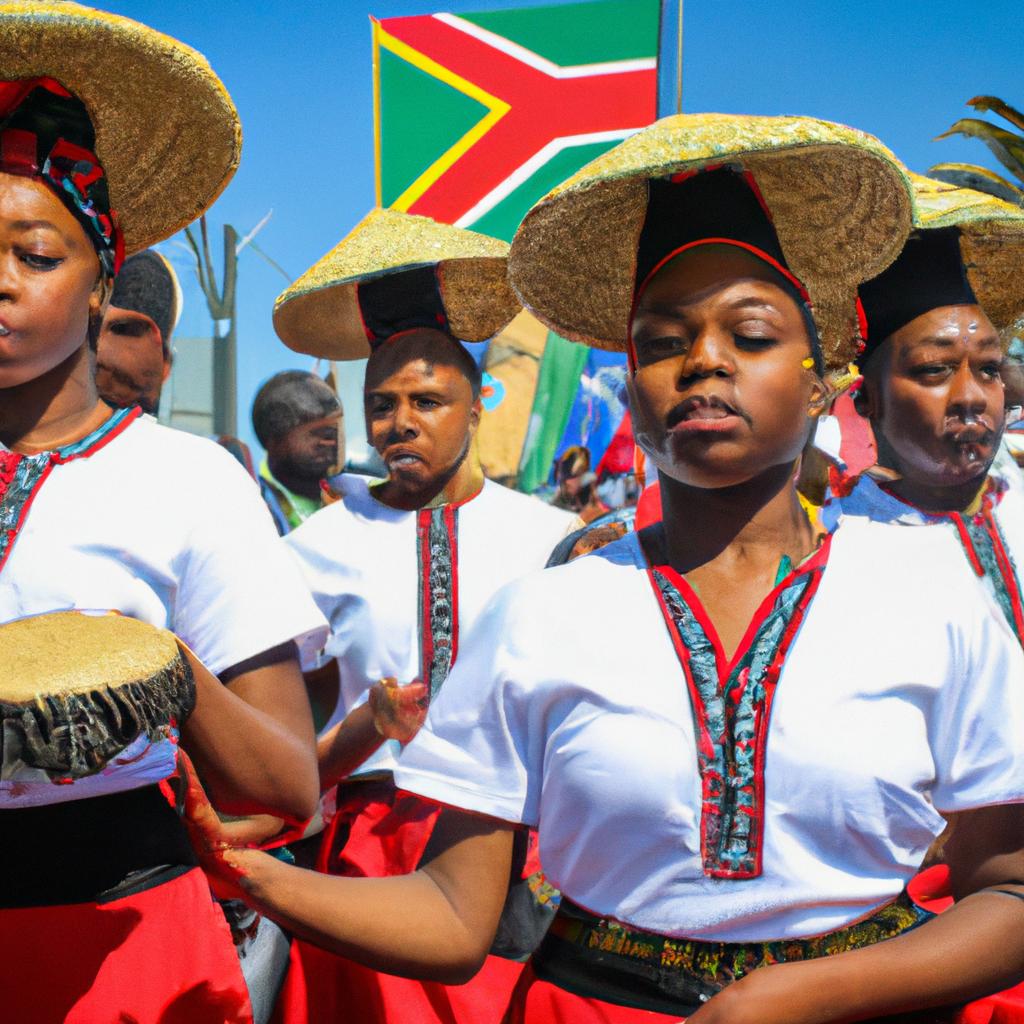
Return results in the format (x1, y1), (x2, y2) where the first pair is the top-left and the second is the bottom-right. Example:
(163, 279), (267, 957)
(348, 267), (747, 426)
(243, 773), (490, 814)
(0, 0), (241, 252)
(508, 113), (915, 370)
(273, 207), (521, 361)
(908, 171), (1024, 343)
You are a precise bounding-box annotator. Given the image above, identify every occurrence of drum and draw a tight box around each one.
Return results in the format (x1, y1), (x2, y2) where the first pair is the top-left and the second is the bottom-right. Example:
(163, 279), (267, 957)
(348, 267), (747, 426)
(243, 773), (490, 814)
(0, 610), (195, 784)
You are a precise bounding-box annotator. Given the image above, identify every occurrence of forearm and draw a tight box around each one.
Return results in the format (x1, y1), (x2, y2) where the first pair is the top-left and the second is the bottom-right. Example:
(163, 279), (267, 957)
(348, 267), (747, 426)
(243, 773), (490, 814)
(236, 851), (492, 983)
(181, 651), (318, 821)
(701, 889), (1024, 1024)
(317, 703), (385, 791)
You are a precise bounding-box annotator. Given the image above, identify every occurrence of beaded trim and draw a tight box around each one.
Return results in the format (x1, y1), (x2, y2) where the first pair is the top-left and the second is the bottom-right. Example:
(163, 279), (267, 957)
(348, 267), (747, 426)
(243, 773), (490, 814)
(952, 500), (1024, 643)
(416, 505), (459, 701)
(648, 540), (829, 878)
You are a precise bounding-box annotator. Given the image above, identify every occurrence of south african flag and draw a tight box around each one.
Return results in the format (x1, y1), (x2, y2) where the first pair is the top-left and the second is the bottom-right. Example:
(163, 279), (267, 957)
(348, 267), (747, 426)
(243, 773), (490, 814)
(372, 0), (659, 486)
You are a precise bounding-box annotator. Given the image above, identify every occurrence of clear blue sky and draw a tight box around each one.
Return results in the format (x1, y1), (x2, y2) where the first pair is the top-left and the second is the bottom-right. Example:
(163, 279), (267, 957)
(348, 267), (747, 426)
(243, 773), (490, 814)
(103, 0), (1022, 458)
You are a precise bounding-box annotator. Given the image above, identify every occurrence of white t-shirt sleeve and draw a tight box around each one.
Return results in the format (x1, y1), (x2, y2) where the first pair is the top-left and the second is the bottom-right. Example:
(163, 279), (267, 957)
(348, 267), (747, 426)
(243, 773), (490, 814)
(283, 514), (344, 672)
(395, 579), (544, 826)
(930, 593), (1024, 813)
(174, 452), (328, 676)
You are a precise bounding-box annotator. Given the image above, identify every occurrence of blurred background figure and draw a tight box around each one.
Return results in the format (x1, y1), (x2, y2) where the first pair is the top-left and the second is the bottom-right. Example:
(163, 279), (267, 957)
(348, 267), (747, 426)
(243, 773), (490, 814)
(95, 249), (180, 415)
(251, 370), (344, 534)
(550, 444), (608, 523)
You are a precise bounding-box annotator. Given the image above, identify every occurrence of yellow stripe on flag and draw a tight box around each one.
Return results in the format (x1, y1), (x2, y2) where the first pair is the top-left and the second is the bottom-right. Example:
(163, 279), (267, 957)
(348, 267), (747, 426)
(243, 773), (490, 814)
(375, 24), (511, 212)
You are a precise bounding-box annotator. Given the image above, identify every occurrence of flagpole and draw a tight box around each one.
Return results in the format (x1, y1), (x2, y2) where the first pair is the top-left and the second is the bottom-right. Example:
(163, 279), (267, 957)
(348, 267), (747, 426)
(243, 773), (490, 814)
(657, 0), (684, 118)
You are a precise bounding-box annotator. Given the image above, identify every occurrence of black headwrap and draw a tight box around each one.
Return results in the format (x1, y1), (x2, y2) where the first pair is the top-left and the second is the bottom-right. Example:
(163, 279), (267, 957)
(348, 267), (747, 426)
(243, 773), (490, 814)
(858, 227), (976, 359)
(632, 166), (822, 371)
(110, 250), (178, 353)
(0, 78), (123, 277)
(356, 265), (448, 346)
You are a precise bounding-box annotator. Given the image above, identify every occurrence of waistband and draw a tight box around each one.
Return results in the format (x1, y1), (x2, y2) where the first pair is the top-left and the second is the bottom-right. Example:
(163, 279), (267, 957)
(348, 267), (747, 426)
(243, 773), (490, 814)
(0, 784), (196, 907)
(533, 893), (934, 1016)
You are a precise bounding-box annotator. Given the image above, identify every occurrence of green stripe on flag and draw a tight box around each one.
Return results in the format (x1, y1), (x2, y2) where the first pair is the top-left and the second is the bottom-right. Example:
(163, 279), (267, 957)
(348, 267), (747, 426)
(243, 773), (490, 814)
(518, 331), (589, 493)
(459, 0), (659, 65)
(470, 138), (623, 240)
(379, 47), (490, 207)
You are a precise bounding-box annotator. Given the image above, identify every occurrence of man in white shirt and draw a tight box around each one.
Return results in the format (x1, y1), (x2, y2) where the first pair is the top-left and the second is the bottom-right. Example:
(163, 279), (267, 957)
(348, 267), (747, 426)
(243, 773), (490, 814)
(272, 208), (574, 1024)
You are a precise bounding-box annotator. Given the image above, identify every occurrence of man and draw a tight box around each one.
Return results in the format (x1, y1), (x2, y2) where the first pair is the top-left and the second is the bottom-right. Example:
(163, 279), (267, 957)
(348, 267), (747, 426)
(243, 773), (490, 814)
(251, 370), (344, 533)
(95, 249), (178, 415)
(271, 208), (574, 1024)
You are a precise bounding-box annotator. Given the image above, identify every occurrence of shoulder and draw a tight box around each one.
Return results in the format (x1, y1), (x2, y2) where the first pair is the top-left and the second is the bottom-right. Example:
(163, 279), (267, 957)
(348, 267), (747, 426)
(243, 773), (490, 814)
(108, 416), (256, 488)
(286, 475), (403, 551)
(485, 532), (644, 623)
(477, 480), (577, 529)
(828, 517), (995, 627)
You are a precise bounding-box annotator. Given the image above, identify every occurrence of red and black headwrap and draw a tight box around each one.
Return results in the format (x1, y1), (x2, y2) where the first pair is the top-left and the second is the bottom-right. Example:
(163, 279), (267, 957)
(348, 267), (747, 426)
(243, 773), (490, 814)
(355, 264), (449, 348)
(0, 78), (124, 279)
(629, 165), (824, 374)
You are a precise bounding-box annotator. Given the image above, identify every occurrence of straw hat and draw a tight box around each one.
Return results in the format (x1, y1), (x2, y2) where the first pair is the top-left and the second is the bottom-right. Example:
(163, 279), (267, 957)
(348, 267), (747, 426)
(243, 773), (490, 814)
(0, 0), (241, 252)
(273, 207), (521, 360)
(908, 171), (1024, 343)
(508, 113), (915, 370)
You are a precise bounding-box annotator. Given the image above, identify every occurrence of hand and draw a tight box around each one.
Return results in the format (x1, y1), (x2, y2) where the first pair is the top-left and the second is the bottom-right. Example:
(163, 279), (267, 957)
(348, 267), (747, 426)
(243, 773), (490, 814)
(685, 964), (822, 1024)
(177, 748), (266, 901)
(368, 677), (429, 743)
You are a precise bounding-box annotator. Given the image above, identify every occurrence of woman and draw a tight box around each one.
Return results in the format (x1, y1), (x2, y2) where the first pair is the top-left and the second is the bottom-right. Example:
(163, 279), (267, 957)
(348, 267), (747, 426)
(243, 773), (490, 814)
(827, 173), (1024, 644)
(0, 4), (325, 1022)
(186, 115), (1024, 1023)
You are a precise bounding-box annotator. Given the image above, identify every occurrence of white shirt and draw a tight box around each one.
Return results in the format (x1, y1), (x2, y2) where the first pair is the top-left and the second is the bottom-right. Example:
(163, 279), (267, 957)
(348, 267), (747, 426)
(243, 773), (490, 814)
(0, 408), (328, 806)
(284, 475), (574, 773)
(824, 472), (1024, 644)
(396, 521), (1024, 942)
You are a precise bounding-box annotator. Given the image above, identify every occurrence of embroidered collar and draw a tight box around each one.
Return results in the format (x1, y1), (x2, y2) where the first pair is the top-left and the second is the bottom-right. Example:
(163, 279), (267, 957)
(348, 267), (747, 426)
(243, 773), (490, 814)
(0, 406), (139, 574)
(645, 535), (831, 879)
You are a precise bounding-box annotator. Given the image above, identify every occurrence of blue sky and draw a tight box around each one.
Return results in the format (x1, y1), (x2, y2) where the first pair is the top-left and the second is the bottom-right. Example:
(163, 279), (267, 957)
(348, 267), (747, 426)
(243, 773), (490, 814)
(103, 0), (1022, 457)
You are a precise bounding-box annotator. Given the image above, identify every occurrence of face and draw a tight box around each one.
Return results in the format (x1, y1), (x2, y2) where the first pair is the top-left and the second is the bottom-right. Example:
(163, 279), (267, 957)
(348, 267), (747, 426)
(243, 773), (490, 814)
(860, 305), (1004, 490)
(95, 306), (170, 414)
(627, 245), (824, 489)
(364, 350), (480, 493)
(271, 412), (342, 481)
(0, 172), (103, 389)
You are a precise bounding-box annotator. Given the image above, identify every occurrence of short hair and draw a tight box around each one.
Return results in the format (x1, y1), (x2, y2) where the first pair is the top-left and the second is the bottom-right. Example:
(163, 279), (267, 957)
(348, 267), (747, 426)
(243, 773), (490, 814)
(109, 250), (181, 356)
(252, 371), (342, 449)
(364, 329), (483, 400)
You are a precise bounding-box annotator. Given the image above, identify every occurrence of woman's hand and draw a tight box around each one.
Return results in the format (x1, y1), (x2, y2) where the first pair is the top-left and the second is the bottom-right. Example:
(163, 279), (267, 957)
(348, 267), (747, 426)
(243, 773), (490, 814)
(686, 965), (817, 1024)
(368, 677), (429, 742)
(177, 748), (268, 901)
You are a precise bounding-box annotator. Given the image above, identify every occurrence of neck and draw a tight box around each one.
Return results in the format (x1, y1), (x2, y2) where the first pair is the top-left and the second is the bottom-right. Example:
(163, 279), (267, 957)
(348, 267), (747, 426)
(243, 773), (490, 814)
(376, 440), (483, 512)
(267, 457), (323, 502)
(885, 474), (988, 514)
(0, 344), (108, 453)
(652, 462), (815, 574)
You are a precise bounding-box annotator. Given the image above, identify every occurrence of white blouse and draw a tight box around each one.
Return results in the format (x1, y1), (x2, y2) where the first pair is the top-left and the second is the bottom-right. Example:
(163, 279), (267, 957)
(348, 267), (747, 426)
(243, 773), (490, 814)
(396, 519), (1024, 942)
(825, 472), (1024, 644)
(0, 409), (328, 806)
(284, 475), (574, 773)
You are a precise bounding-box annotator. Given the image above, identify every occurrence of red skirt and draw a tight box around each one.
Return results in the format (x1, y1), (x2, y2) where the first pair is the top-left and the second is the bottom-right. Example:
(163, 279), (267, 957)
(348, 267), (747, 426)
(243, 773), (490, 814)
(0, 865), (252, 1024)
(501, 963), (685, 1023)
(276, 777), (523, 1024)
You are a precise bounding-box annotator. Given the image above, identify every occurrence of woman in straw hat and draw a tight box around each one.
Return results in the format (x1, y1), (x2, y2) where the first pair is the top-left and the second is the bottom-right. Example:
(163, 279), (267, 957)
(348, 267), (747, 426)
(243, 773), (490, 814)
(271, 206), (574, 1024)
(0, 4), (327, 1021)
(186, 114), (1024, 1023)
